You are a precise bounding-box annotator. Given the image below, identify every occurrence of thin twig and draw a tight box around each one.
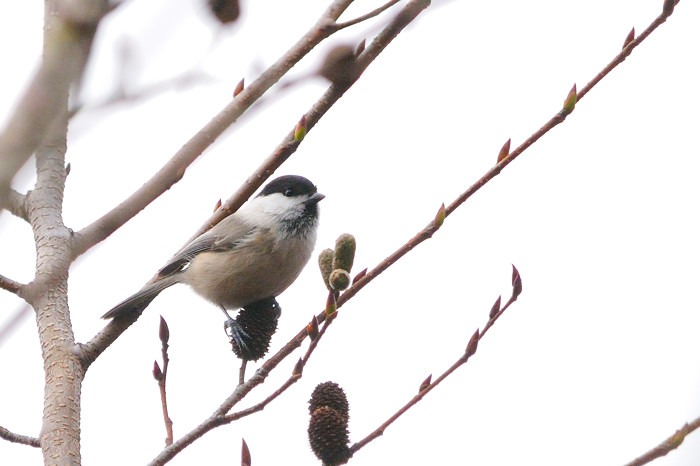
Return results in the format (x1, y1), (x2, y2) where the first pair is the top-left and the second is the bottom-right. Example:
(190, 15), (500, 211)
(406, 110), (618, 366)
(350, 284), (519, 454)
(333, 0), (401, 30)
(153, 317), (174, 446)
(577, 0), (680, 103)
(623, 415), (700, 466)
(223, 373), (302, 424)
(157, 344), (173, 446)
(224, 309), (338, 422)
(0, 425), (40, 448)
(238, 360), (248, 386)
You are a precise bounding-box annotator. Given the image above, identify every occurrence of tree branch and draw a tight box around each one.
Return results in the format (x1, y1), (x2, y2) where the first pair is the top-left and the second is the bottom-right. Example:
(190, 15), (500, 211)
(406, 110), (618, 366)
(0, 425), (40, 448)
(623, 415), (700, 466)
(2, 189), (29, 221)
(577, 0), (681, 103)
(0, 274), (23, 296)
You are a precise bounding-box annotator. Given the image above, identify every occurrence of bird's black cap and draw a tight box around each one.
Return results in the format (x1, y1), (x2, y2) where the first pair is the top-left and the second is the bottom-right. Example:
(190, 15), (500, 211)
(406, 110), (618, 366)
(260, 175), (318, 198)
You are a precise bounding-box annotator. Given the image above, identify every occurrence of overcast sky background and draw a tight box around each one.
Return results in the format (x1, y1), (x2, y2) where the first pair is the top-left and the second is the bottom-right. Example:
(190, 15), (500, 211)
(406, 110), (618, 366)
(1, 1), (700, 465)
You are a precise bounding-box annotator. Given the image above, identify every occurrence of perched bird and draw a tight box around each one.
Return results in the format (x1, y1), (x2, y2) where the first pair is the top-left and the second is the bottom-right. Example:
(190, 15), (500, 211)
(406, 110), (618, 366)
(102, 175), (324, 348)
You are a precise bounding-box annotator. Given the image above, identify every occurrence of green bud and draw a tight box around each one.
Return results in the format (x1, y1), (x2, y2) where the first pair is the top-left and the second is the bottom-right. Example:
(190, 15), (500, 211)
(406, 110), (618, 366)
(329, 269), (351, 291)
(332, 233), (356, 273)
(562, 84), (577, 115)
(318, 248), (334, 290)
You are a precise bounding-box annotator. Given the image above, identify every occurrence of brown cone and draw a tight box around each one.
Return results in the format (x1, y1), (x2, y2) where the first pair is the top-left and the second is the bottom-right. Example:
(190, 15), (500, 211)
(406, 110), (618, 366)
(309, 382), (349, 419)
(308, 406), (351, 465)
(230, 297), (281, 361)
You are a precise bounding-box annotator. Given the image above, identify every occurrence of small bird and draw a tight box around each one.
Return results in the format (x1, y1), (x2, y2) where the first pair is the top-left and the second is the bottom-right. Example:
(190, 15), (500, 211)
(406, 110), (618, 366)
(102, 175), (324, 346)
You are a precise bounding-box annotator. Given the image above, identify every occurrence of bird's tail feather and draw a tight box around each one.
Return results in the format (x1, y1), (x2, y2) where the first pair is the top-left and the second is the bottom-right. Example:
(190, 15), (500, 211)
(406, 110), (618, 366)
(101, 275), (180, 319)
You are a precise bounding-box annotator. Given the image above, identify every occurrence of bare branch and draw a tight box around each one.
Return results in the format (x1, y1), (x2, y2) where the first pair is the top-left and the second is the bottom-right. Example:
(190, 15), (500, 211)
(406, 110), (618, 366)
(623, 415), (700, 466)
(154, 317), (174, 446)
(0, 274), (23, 296)
(0, 425), (40, 448)
(577, 0), (681, 103)
(2, 189), (29, 221)
(73, 0), (358, 257)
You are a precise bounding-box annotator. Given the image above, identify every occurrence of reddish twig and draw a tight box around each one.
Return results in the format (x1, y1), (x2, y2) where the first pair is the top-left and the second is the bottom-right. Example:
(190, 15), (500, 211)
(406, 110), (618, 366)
(223, 304), (339, 423)
(623, 415), (700, 466)
(577, 0), (680, 103)
(153, 317), (174, 446)
(350, 269), (521, 454)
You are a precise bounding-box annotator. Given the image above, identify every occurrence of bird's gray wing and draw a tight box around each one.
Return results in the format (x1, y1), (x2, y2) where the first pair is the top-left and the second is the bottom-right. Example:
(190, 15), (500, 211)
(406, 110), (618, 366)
(102, 215), (258, 320)
(157, 214), (258, 277)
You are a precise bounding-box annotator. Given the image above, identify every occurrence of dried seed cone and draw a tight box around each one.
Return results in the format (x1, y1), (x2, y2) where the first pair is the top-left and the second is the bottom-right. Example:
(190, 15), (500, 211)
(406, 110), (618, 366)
(309, 382), (349, 419)
(230, 298), (281, 361)
(308, 406), (351, 466)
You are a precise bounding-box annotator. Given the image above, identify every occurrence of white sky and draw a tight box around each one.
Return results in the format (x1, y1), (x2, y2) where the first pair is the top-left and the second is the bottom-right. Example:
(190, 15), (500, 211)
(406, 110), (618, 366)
(1, 1), (700, 465)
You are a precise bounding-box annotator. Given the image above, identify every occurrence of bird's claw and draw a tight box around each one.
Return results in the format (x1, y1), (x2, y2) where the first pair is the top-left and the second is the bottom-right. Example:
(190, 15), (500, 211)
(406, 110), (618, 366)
(224, 317), (252, 355)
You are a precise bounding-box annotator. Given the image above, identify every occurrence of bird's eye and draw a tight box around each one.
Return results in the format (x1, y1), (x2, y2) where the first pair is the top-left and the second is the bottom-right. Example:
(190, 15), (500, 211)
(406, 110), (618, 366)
(284, 188), (294, 197)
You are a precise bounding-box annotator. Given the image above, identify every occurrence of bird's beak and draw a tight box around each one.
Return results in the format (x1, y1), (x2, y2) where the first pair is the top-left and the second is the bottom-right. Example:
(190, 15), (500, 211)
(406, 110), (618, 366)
(305, 193), (325, 205)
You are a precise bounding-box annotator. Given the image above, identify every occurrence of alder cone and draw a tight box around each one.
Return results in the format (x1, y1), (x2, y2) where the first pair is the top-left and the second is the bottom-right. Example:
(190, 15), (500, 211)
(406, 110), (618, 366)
(230, 298), (280, 361)
(309, 381), (349, 419)
(308, 406), (351, 465)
